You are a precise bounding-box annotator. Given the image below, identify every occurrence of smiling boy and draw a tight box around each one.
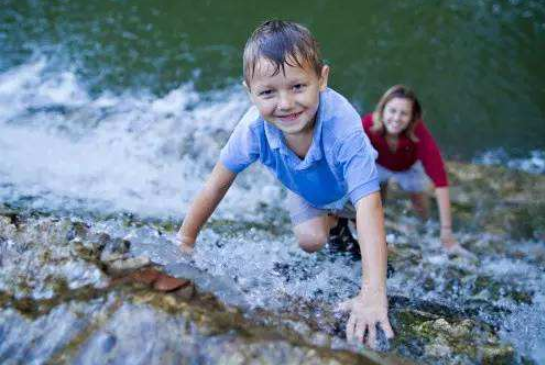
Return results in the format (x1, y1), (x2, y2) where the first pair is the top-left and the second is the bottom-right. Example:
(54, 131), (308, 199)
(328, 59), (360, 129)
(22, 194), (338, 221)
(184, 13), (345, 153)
(177, 20), (393, 348)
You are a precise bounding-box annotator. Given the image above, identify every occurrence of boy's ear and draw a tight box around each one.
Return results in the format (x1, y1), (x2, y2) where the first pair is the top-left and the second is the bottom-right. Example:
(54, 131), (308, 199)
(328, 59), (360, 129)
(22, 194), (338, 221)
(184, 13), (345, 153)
(243, 80), (257, 103)
(319, 65), (330, 91)
(242, 80), (250, 94)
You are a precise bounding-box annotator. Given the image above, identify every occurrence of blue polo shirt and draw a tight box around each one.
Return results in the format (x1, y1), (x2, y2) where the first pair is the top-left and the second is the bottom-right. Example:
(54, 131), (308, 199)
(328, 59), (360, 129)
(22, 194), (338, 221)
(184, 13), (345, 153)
(220, 88), (379, 209)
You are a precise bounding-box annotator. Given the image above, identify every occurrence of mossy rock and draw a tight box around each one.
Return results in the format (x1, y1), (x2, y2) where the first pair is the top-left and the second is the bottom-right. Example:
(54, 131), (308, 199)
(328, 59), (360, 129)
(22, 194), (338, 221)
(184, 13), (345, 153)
(392, 308), (514, 364)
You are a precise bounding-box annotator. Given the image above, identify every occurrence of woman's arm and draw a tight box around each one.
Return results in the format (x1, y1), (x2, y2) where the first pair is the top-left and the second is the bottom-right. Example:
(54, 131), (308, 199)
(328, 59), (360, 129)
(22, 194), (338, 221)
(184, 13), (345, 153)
(435, 186), (457, 249)
(435, 187), (476, 258)
(177, 161), (237, 253)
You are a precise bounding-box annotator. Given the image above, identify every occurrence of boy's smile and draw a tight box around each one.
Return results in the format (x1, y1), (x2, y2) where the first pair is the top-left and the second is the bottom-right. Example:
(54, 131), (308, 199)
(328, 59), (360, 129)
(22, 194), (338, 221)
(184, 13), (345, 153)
(246, 57), (329, 137)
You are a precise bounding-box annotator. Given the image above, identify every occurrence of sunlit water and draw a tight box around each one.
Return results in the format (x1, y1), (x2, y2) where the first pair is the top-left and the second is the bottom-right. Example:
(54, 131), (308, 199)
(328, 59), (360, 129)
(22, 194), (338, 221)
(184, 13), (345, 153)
(1, 56), (544, 363)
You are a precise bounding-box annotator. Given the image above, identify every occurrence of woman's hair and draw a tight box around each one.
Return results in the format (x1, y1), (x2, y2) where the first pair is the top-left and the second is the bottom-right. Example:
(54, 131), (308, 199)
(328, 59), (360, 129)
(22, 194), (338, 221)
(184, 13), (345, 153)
(243, 20), (323, 86)
(371, 85), (422, 142)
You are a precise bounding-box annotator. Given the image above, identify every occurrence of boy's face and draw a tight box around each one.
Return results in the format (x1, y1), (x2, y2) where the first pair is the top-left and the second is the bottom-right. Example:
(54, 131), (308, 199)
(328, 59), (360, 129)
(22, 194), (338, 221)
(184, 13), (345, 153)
(245, 57), (329, 136)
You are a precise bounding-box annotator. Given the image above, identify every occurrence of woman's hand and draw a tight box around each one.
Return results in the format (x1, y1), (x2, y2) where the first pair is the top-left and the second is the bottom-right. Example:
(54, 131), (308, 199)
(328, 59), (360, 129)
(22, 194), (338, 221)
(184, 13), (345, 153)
(440, 226), (457, 249)
(441, 228), (476, 259)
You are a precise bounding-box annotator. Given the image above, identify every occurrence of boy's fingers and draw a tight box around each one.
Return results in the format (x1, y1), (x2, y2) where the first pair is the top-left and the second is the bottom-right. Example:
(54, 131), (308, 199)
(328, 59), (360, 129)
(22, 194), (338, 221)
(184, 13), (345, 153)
(367, 324), (377, 349)
(381, 319), (395, 339)
(346, 315), (356, 342)
(180, 244), (194, 255)
(177, 231), (196, 254)
(355, 320), (366, 344)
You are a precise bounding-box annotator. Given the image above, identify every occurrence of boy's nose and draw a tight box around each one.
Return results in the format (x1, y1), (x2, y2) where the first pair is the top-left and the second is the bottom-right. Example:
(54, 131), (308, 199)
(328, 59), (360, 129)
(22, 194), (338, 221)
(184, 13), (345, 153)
(278, 93), (295, 111)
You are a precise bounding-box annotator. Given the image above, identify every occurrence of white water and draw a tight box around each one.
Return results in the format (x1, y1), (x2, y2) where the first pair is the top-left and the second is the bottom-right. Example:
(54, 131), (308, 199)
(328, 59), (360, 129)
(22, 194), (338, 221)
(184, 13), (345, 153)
(1, 56), (545, 363)
(474, 149), (545, 175)
(0, 56), (282, 220)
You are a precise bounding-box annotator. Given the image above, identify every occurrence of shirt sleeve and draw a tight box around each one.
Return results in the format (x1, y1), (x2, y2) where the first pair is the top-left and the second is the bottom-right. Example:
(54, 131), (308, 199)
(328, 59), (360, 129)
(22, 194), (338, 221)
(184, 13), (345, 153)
(415, 121), (449, 187)
(219, 107), (260, 173)
(335, 131), (380, 205)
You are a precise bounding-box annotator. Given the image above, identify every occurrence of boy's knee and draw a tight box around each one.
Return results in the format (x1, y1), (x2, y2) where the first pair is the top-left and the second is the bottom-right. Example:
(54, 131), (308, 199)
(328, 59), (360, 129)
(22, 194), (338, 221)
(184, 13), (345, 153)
(297, 231), (328, 253)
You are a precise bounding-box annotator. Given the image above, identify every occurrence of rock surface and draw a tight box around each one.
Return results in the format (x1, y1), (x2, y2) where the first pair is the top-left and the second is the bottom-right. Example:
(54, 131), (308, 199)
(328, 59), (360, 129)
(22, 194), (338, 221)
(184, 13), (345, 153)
(0, 162), (543, 364)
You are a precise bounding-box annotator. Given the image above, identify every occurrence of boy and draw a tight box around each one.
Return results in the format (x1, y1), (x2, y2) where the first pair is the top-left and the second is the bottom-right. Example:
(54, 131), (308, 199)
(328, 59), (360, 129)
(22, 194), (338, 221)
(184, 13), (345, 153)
(177, 20), (393, 348)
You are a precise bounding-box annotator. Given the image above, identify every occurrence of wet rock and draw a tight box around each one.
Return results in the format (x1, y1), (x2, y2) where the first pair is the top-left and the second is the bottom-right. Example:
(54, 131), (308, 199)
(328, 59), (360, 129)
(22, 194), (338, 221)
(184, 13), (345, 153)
(387, 299), (517, 364)
(0, 215), (17, 239)
(1, 161), (543, 364)
(124, 267), (161, 285)
(70, 229), (136, 275)
(65, 221), (90, 242)
(469, 275), (534, 305)
(106, 256), (151, 275)
(152, 274), (190, 292)
(109, 267), (194, 299)
(447, 162), (545, 240)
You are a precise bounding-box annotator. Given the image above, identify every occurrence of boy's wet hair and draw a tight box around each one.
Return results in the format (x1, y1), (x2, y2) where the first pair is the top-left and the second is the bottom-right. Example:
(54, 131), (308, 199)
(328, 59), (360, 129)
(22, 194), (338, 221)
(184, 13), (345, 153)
(243, 20), (323, 86)
(372, 85), (423, 142)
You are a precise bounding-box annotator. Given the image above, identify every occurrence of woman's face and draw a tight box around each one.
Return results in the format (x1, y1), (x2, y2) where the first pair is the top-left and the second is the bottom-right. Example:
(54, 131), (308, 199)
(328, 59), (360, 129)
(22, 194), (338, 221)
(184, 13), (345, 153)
(382, 97), (413, 136)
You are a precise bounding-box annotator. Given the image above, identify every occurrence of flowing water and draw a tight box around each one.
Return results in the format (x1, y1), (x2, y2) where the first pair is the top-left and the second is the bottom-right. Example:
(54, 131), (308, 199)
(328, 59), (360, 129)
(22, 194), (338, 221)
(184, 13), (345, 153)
(1, 1), (545, 364)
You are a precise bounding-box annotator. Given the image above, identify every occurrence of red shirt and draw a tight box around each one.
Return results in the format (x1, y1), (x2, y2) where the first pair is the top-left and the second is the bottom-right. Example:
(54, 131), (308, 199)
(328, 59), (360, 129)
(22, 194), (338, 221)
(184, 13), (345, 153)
(362, 113), (448, 187)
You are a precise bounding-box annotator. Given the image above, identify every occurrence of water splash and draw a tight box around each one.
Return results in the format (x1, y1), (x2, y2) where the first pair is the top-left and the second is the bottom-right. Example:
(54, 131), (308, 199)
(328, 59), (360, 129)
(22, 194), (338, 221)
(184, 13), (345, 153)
(0, 56), (283, 220)
(474, 149), (545, 175)
(1, 55), (544, 363)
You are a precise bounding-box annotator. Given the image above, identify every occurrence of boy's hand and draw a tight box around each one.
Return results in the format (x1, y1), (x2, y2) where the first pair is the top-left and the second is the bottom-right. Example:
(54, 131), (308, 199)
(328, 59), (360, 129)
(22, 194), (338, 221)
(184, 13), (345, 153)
(338, 288), (394, 349)
(176, 229), (195, 255)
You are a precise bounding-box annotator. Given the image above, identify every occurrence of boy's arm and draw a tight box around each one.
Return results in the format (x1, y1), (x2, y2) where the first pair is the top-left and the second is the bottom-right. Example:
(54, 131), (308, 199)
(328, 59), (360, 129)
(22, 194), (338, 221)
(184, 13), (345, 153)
(341, 191), (394, 348)
(177, 161), (237, 253)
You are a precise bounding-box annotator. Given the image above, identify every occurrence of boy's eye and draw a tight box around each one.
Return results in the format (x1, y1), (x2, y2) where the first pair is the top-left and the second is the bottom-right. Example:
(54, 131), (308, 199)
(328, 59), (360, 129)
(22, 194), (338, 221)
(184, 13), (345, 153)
(293, 83), (306, 91)
(258, 89), (274, 97)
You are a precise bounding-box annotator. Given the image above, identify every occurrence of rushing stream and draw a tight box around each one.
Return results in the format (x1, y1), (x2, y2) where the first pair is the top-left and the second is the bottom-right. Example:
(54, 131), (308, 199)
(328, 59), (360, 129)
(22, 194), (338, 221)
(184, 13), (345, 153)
(1, 56), (544, 364)
(1, 1), (545, 364)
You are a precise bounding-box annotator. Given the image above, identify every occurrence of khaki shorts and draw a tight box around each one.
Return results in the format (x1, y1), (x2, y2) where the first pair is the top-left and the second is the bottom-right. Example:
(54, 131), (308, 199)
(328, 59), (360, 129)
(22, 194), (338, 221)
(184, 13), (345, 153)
(286, 191), (356, 225)
(377, 162), (430, 193)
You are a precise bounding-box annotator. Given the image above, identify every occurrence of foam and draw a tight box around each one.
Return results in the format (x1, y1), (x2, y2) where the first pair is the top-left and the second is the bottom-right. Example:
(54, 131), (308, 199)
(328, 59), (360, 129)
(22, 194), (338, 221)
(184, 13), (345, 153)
(474, 148), (545, 175)
(0, 56), (282, 219)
